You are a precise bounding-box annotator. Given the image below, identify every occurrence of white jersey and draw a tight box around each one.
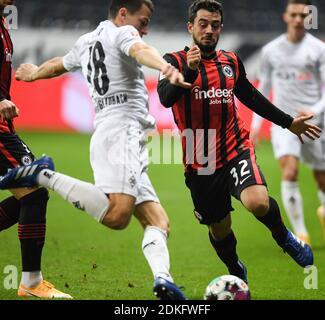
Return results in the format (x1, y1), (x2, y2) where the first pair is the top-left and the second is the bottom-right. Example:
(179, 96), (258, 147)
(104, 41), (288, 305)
(63, 20), (155, 130)
(258, 33), (325, 125)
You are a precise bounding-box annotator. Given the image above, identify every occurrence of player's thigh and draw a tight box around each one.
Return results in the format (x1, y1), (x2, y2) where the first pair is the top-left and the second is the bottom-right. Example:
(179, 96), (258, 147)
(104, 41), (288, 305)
(134, 201), (169, 233)
(227, 148), (267, 201)
(301, 134), (325, 172)
(185, 169), (233, 226)
(271, 124), (301, 160)
(90, 119), (141, 198)
(0, 132), (35, 176)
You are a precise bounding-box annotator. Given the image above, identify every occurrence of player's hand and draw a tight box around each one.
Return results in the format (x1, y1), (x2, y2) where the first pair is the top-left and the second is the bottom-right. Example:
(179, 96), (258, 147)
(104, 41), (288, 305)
(298, 110), (315, 118)
(161, 64), (192, 89)
(15, 63), (38, 82)
(250, 129), (260, 147)
(0, 99), (19, 121)
(289, 114), (322, 144)
(187, 45), (201, 70)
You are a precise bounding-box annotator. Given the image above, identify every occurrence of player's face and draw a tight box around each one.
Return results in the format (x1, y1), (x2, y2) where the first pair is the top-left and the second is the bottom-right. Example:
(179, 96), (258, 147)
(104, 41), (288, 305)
(284, 4), (309, 34)
(124, 4), (152, 37)
(188, 9), (223, 54)
(0, 0), (15, 9)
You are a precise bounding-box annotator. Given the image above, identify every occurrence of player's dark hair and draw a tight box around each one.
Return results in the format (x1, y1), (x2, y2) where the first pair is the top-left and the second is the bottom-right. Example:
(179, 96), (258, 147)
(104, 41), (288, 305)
(188, 0), (223, 23)
(287, 0), (312, 6)
(109, 0), (154, 18)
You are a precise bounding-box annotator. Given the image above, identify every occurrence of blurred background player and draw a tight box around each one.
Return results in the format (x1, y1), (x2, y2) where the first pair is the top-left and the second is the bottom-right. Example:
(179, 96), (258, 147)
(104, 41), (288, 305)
(0, 0), (191, 300)
(157, 0), (319, 282)
(250, 0), (325, 245)
(0, 0), (71, 298)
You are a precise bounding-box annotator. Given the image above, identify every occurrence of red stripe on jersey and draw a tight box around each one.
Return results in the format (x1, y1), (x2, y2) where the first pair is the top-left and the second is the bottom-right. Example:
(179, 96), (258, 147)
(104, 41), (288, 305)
(0, 140), (19, 166)
(0, 17), (14, 133)
(248, 145), (262, 184)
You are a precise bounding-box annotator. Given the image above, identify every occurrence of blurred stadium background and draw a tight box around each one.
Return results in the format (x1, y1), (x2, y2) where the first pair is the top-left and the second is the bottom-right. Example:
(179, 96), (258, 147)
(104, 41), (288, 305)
(1, 1), (325, 300)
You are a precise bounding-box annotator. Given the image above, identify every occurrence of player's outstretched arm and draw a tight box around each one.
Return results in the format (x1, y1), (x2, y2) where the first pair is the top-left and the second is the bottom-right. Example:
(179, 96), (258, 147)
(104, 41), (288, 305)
(15, 57), (68, 82)
(289, 114), (322, 144)
(129, 42), (191, 89)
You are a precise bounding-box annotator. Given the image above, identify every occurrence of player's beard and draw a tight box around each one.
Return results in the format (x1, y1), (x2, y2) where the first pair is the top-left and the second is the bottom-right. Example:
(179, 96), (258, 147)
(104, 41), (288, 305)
(194, 35), (219, 55)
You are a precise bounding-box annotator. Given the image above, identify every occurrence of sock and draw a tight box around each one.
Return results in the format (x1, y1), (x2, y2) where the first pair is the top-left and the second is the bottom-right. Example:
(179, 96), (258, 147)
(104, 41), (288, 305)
(18, 188), (48, 272)
(209, 230), (243, 277)
(142, 226), (173, 283)
(38, 169), (109, 223)
(256, 197), (288, 247)
(318, 191), (325, 215)
(281, 181), (308, 236)
(21, 271), (43, 288)
(0, 196), (20, 231)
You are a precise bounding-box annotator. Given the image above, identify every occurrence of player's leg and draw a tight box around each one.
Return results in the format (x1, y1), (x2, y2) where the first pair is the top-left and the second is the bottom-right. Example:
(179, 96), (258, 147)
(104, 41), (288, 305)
(134, 201), (187, 300)
(271, 125), (309, 243)
(185, 166), (247, 282)
(134, 166), (185, 300)
(134, 202), (172, 281)
(209, 214), (247, 283)
(279, 155), (309, 243)
(0, 132), (71, 298)
(0, 195), (20, 231)
(313, 170), (325, 240)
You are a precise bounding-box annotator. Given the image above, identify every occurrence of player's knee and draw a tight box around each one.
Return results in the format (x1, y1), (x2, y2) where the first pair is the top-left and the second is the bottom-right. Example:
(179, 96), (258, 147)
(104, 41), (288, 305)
(245, 195), (269, 215)
(102, 206), (133, 230)
(282, 167), (298, 181)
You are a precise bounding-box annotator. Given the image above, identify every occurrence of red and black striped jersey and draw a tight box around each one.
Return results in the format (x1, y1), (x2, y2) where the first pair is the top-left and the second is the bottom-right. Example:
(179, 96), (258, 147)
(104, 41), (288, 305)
(0, 16), (14, 133)
(158, 47), (293, 173)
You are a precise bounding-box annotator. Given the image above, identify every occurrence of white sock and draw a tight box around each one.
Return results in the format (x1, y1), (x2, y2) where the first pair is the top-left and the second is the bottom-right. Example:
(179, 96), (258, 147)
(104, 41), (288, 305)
(318, 191), (325, 217)
(281, 181), (308, 235)
(38, 169), (109, 222)
(142, 226), (173, 283)
(21, 271), (43, 288)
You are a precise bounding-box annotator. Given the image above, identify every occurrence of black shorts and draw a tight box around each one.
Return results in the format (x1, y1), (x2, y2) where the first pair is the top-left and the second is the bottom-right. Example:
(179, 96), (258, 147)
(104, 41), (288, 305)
(185, 148), (267, 225)
(0, 132), (35, 175)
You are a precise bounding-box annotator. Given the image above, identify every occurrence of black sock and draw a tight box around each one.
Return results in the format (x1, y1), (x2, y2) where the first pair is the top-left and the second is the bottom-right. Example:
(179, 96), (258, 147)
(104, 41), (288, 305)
(18, 188), (49, 272)
(209, 230), (243, 276)
(0, 196), (20, 231)
(255, 197), (288, 247)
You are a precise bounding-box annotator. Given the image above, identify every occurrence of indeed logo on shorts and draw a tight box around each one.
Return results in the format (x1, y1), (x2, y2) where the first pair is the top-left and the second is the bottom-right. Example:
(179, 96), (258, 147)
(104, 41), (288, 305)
(192, 86), (233, 102)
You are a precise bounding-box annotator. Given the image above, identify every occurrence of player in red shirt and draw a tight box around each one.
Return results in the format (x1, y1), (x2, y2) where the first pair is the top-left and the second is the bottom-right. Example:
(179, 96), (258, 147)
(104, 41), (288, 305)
(158, 0), (320, 282)
(0, 0), (71, 298)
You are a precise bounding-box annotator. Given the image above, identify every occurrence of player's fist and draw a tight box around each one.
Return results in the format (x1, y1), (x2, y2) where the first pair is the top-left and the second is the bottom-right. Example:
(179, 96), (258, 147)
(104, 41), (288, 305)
(15, 63), (38, 82)
(0, 99), (19, 121)
(187, 45), (201, 70)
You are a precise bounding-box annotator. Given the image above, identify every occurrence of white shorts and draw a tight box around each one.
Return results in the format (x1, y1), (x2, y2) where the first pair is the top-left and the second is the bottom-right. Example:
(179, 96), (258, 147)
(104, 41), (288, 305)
(271, 124), (325, 170)
(90, 117), (159, 206)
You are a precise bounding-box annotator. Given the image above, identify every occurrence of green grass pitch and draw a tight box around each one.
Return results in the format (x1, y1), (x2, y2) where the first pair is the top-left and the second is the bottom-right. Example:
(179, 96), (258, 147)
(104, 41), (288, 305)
(0, 132), (324, 300)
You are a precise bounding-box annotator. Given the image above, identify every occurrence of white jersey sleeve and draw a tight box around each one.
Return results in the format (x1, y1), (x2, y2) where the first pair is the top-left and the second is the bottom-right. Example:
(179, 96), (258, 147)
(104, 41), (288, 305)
(310, 47), (325, 115)
(116, 25), (144, 57)
(62, 36), (84, 72)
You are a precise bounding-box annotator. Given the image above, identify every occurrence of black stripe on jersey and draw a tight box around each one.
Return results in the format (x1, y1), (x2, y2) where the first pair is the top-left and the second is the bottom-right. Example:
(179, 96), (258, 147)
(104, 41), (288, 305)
(176, 53), (192, 129)
(198, 63), (210, 159)
(221, 51), (241, 148)
(214, 56), (228, 166)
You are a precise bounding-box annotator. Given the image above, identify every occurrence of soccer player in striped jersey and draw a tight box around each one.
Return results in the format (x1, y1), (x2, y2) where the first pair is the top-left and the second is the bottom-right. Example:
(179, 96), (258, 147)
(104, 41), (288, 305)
(250, 0), (325, 245)
(0, 0), (190, 300)
(157, 0), (320, 282)
(0, 0), (71, 298)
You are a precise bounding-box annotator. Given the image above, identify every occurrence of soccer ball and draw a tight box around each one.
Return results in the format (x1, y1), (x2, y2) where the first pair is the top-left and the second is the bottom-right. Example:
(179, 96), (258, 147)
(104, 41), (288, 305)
(203, 275), (250, 300)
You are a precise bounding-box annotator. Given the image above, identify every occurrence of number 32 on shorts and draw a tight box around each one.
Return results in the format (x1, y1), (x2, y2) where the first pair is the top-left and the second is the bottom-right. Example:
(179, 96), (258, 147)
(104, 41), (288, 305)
(230, 160), (252, 187)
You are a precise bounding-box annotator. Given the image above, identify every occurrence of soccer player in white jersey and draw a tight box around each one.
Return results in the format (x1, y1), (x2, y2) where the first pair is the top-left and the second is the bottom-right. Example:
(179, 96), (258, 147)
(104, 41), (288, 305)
(2, 0), (191, 300)
(250, 0), (325, 245)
